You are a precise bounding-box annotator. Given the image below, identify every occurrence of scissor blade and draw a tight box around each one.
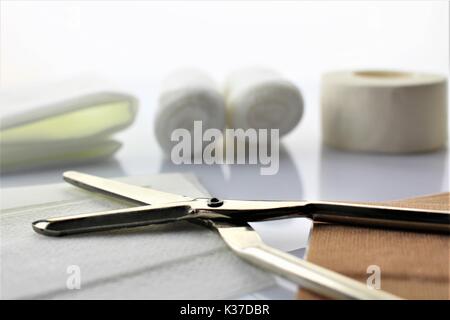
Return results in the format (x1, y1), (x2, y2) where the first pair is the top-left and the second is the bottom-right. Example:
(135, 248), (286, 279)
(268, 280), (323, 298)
(63, 171), (193, 205)
(214, 221), (401, 300)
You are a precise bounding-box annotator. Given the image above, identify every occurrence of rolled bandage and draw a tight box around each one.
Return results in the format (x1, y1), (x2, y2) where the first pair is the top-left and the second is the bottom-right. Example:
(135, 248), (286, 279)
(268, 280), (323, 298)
(155, 69), (226, 156)
(321, 70), (447, 153)
(224, 67), (303, 137)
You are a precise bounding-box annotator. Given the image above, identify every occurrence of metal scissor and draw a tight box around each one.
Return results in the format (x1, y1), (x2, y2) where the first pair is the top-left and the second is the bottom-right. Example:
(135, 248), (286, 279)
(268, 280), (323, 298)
(32, 171), (450, 300)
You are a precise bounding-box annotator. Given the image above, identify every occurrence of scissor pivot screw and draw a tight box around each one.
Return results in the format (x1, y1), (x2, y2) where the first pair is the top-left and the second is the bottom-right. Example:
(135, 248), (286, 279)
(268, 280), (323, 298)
(208, 198), (223, 207)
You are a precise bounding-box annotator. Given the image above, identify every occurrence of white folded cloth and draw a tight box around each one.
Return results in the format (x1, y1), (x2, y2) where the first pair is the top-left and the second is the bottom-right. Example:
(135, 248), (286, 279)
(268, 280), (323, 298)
(0, 77), (138, 173)
(223, 67), (303, 137)
(2, 139), (122, 173)
(154, 69), (225, 157)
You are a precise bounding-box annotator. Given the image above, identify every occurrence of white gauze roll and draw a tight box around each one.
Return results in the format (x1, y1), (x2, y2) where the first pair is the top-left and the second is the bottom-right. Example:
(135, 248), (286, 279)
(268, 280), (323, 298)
(224, 68), (303, 136)
(155, 69), (225, 156)
(321, 70), (447, 153)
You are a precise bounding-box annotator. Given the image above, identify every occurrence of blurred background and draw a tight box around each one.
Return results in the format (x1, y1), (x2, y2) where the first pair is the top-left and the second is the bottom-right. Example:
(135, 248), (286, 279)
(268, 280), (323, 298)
(1, 0), (449, 202)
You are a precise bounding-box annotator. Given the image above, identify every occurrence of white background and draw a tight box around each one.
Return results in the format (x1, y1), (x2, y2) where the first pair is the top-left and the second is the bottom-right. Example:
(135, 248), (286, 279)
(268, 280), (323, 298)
(1, 1), (448, 85)
(1, 0), (448, 199)
(1, 0), (448, 197)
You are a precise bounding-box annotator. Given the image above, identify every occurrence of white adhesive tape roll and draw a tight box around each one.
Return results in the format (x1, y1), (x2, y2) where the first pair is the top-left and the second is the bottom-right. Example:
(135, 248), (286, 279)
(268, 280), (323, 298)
(321, 70), (447, 153)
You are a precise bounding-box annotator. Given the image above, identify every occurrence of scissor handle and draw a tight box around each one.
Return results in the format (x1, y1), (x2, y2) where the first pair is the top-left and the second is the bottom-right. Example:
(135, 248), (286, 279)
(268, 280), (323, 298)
(32, 204), (191, 236)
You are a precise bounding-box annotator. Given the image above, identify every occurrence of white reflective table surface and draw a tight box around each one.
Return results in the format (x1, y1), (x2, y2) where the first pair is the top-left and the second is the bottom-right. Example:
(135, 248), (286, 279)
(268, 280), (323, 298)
(3, 83), (447, 201)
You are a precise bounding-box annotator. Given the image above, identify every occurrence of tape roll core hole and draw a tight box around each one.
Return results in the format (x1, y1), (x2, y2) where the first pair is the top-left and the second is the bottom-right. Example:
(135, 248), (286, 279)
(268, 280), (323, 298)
(354, 71), (412, 78)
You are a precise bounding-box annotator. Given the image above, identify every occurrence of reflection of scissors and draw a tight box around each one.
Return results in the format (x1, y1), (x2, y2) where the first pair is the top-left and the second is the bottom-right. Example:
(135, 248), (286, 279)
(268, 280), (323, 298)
(32, 171), (450, 300)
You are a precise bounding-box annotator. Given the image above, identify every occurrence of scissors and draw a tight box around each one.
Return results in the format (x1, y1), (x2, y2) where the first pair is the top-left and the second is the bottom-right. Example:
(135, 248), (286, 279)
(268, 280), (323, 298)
(32, 171), (450, 300)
